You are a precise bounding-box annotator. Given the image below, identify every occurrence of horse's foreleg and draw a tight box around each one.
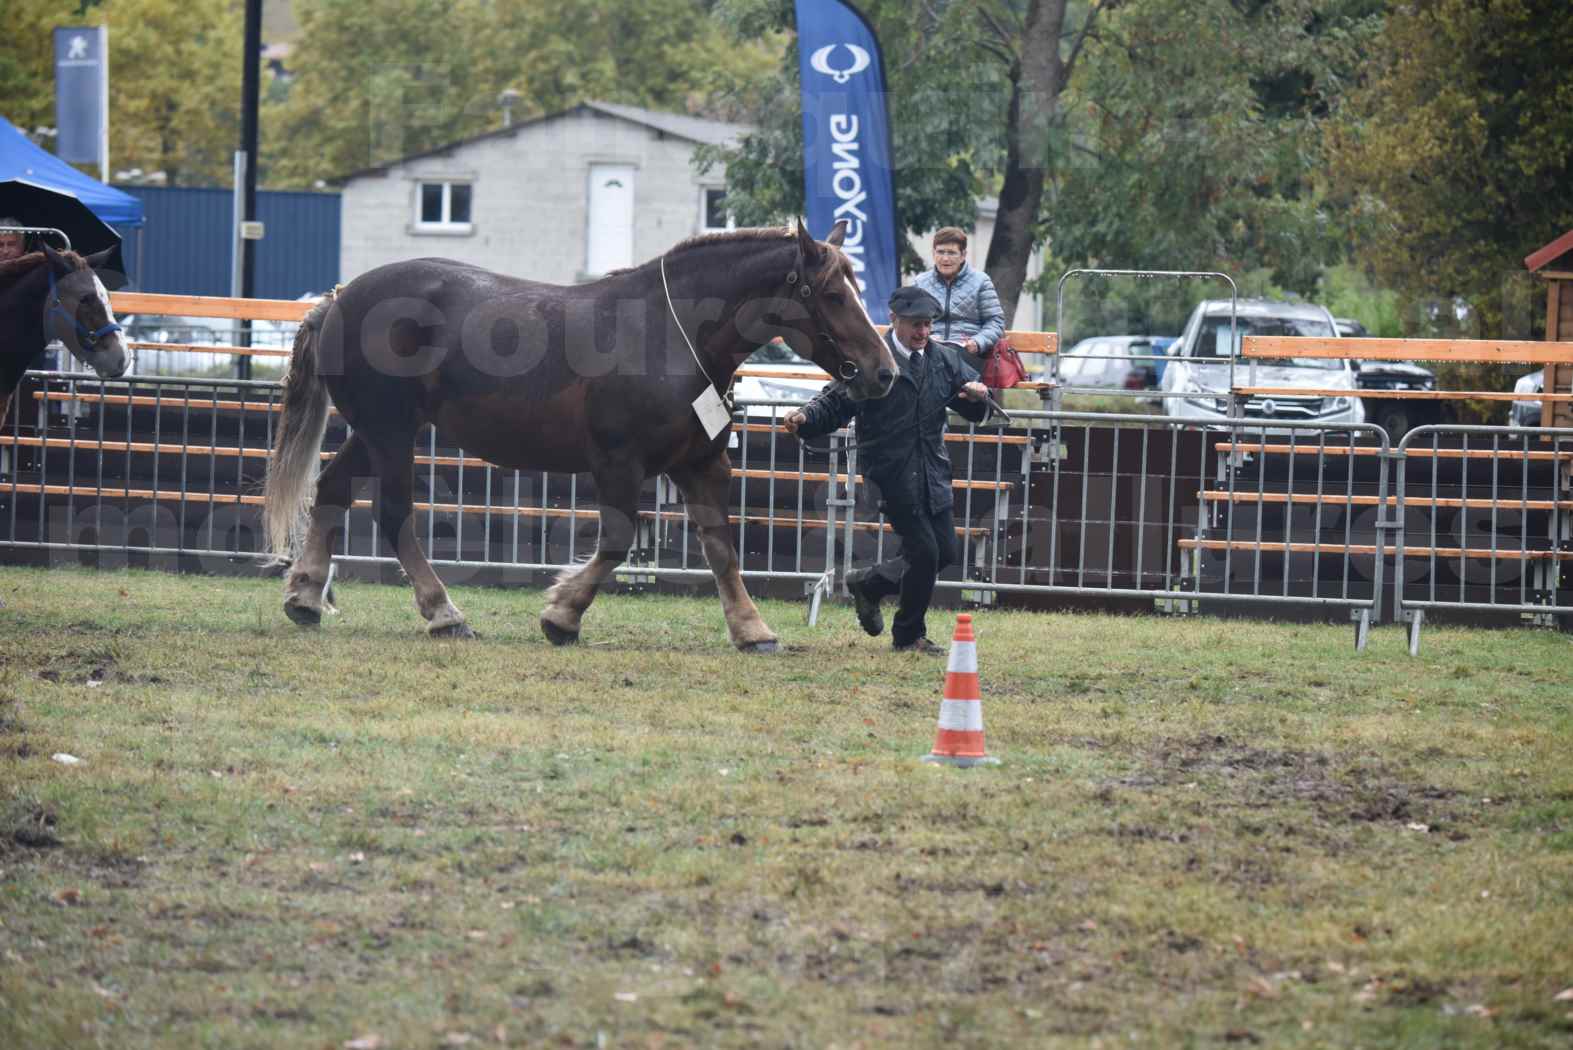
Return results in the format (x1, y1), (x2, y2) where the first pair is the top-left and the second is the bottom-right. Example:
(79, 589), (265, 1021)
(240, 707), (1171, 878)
(670, 455), (778, 652)
(370, 437), (473, 639)
(283, 432), (368, 626)
(540, 463), (643, 646)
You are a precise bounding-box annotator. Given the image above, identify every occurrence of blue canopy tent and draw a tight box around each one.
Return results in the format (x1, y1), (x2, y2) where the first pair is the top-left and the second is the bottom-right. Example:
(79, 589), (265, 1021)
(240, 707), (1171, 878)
(0, 113), (144, 278)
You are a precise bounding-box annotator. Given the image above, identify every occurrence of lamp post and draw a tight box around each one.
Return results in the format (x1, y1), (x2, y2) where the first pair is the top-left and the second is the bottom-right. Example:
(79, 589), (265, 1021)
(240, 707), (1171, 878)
(232, 0), (263, 379)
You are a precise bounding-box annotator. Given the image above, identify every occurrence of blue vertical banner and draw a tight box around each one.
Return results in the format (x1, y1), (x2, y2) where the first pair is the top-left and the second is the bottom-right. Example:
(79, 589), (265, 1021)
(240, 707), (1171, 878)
(53, 26), (109, 174)
(794, 0), (898, 325)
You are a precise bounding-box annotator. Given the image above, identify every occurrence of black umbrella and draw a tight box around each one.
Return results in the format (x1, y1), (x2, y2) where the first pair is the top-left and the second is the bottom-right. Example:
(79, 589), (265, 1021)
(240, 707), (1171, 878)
(0, 177), (126, 277)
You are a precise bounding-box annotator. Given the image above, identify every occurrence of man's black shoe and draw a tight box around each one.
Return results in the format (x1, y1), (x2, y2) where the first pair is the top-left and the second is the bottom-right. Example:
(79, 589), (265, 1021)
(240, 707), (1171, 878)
(893, 636), (943, 654)
(849, 576), (884, 637)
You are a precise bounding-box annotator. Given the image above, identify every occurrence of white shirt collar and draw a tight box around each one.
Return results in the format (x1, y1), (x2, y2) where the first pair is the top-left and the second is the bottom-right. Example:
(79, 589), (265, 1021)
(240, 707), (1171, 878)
(887, 328), (926, 361)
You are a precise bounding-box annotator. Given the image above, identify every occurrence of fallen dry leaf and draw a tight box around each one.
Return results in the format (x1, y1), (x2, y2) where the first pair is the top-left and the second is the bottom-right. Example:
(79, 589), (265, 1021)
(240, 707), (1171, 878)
(50, 888), (82, 906)
(1244, 976), (1281, 1000)
(1553, 988), (1573, 1002)
(441, 1034), (473, 1047)
(343, 1037), (385, 1050)
(51, 753), (82, 766)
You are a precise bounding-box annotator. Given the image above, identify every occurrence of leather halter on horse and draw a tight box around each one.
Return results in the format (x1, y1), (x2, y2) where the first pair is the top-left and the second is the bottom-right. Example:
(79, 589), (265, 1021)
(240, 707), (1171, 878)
(46, 264), (122, 353)
(785, 249), (864, 384)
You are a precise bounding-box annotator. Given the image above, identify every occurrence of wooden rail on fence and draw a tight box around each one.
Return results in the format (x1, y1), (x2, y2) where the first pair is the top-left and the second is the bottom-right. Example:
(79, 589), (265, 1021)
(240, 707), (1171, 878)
(108, 291), (1060, 377)
(0, 483), (990, 539)
(1244, 336), (1573, 365)
(110, 291), (314, 323)
(1240, 336), (1573, 427)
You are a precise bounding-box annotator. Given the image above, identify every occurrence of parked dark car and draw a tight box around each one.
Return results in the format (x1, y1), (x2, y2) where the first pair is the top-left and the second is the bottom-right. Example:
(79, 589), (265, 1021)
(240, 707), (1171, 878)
(1336, 317), (1441, 439)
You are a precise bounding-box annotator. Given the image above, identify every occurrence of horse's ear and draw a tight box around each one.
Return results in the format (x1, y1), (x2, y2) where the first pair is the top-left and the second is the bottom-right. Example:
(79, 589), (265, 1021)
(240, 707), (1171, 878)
(794, 217), (822, 265)
(825, 219), (849, 248)
(85, 247), (128, 290)
(41, 243), (68, 272)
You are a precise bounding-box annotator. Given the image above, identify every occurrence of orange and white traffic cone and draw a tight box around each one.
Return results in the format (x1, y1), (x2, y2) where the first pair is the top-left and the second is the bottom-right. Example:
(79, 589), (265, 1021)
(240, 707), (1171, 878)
(922, 613), (1000, 767)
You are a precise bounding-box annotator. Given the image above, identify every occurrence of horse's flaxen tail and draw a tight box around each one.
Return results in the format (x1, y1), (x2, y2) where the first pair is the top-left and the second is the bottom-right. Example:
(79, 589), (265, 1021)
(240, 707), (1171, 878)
(262, 293), (335, 564)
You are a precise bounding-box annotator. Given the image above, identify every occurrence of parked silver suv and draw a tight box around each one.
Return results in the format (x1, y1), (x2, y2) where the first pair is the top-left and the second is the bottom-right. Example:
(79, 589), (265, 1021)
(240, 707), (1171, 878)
(1160, 298), (1364, 429)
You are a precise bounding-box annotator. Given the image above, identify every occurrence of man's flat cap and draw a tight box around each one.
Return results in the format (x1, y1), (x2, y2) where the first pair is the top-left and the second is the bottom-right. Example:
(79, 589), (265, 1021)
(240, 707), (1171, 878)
(888, 286), (943, 320)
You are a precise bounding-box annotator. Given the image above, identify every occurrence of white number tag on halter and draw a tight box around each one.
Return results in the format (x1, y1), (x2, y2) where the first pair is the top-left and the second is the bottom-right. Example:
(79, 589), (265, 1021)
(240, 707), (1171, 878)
(692, 386), (731, 439)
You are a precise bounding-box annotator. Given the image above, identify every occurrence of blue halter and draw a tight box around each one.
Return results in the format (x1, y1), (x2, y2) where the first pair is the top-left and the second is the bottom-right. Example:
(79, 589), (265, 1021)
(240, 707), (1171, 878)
(47, 264), (123, 352)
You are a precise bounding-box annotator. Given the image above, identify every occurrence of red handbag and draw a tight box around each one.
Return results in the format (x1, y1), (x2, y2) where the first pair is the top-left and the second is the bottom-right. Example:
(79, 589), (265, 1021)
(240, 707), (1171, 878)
(980, 335), (1028, 389)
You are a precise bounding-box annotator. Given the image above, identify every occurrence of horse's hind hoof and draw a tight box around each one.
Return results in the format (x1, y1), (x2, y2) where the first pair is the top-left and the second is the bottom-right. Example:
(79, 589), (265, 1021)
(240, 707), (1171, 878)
(284, 601), (322, 627)
(739, 639), (780, 654)
(541, 619), (580, 647)
(430, 622), (477, 640)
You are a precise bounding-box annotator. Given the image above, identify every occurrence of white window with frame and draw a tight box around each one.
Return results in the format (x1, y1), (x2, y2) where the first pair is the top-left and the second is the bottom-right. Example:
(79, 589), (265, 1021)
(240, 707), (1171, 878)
(414, 180), (473, 234)
(700, 187), (734, 233)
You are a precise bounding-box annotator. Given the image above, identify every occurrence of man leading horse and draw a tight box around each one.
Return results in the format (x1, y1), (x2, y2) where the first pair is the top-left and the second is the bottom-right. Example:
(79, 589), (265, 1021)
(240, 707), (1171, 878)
(784, 285), (989, 653)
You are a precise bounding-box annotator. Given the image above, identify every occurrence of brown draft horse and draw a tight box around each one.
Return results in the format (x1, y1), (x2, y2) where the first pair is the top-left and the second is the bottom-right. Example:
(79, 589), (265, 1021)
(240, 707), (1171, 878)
(263, 220), (896, 650)
(0, 245), (129, 427)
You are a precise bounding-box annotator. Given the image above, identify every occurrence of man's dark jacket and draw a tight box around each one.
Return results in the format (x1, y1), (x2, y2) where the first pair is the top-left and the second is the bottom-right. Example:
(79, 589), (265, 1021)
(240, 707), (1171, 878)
(797, 331), (987, 513)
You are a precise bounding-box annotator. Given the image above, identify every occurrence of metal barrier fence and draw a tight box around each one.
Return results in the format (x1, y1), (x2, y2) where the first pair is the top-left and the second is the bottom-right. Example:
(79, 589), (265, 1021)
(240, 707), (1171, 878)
(1394, 424), (1573, 653)
(0, 370), (854, 614)
(12, 283), (1573, 652)
(16, 369), (1570, 651)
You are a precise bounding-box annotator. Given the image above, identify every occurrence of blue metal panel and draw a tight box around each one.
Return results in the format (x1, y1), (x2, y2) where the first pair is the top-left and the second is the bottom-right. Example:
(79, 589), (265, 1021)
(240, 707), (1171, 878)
(256, 190), (340, 299)
(118, 185), (339, 300)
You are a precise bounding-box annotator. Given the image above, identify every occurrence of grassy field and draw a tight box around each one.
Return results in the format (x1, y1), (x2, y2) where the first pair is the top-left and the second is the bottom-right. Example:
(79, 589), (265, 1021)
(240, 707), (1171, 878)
(1, 564), (1570, 1049)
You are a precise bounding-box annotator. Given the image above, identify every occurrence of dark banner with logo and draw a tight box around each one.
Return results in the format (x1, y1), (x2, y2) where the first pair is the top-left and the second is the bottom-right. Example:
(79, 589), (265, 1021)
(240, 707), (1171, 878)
(53, 26), (107, 169)
(794, 0), (897, 324)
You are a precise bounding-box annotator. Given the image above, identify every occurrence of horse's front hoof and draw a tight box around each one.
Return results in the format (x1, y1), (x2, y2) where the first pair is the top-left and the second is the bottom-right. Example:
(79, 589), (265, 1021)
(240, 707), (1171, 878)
(284, 599), (322, 627)
(738, 639), (780, 654)
(430, 621), (477, 640)
(541, 619), (580, 646)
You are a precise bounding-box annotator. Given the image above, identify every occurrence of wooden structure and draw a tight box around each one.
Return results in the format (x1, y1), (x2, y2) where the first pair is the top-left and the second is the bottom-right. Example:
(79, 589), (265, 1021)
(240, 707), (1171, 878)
(1525, 228), (1573, 429)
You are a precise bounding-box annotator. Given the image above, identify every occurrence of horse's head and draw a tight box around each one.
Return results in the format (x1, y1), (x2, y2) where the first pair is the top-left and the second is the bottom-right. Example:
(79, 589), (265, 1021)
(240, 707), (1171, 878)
(42, 245), (129, 379)
(787, 219), (896, 401)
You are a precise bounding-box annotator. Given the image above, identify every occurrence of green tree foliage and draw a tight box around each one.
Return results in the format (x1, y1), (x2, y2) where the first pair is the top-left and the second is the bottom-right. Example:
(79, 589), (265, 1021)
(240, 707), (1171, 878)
(0, 1), (62, 131)
(0, 0), (237, 185)
(1327, 0), (1573, 337)
(1051, 0), (1381, 295)
(705, 0), (1381, 321)
(263, 0), (494, 187)
(1325, 0), (1573, 416)
(265, 0), (780, 187)
(700, 0), (1090, 308)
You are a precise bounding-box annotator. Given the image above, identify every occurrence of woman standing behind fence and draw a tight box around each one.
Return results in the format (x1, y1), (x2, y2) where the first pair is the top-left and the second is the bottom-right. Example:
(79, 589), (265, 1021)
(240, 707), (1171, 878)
(911, 226), (1005, 359)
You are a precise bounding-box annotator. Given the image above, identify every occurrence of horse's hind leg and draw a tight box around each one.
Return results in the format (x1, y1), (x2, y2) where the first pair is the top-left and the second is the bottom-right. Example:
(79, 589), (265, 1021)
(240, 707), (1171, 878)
(368, 431), (474, 639)
(283, 431), (368, 625)
(540, 463), (643, 645)
(669, 454), (778, 652)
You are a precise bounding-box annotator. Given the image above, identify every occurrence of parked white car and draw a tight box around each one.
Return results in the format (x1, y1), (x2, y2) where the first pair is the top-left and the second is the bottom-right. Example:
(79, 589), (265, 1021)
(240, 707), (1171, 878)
(1050, 335), (1162, 391)
(1510, 369), (1543, 429)
(1161, 298), (1364, 430)
(730, 338), (828, 419)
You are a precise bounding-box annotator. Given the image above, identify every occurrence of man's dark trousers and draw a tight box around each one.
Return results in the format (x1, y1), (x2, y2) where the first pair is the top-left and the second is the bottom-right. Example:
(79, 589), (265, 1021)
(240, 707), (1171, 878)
(857, 500), (956, 646)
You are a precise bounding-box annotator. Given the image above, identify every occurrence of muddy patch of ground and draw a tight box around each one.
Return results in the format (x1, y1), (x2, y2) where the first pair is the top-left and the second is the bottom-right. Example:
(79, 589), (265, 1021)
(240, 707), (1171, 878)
(1094, 734), (1467, 833)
